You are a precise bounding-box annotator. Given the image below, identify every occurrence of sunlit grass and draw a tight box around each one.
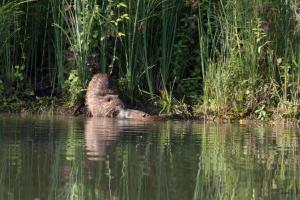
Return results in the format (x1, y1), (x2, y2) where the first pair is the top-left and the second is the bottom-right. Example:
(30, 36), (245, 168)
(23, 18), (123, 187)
(0, 0), (299, 119)
(196, 0), (300, 119)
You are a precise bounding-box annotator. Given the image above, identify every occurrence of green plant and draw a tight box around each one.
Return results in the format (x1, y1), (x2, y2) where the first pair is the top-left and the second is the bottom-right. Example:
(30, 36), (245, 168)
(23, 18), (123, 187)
(255, 105), (268, 120)
(152, 83), (191, 117)
(50, 0), (65, 90)
(53, 0), (101, 87)
(160, 0), (179, 91)
(11, 65), (25, 90)
(64, 70), (85, 107)
(0, 80), (4, 95)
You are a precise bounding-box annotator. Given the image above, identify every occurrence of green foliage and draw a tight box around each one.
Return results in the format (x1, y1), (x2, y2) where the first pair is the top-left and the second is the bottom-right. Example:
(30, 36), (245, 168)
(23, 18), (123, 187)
(0, 80), (3, 95)
(147, 82), (191, 117)
(155, 89), (190, 117)
(0, 1), (22, 36)
(54, 0), (99, 86)
(0, 95), (25, 112)
(194, 0), (300, 120)
(64, 70), (85, 107)
(24, 97), (56, 114)
(0, 0), (299, 119)
(11, 65), (25, 90)
(172, 4), (202, 102)
(255, 105), (268, 120)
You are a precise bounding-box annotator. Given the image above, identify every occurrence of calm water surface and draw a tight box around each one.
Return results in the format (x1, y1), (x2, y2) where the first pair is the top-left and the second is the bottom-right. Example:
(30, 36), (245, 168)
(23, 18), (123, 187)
(0, 115), (299, 200)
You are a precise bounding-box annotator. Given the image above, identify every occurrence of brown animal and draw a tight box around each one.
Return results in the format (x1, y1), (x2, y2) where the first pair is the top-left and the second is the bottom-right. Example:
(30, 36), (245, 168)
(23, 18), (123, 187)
(86, 73), (163, 120)
(86, 73), (125, 117)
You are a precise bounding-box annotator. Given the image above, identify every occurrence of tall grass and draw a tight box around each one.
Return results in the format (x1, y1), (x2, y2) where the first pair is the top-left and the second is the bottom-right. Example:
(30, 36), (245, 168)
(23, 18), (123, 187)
(160, 0), (178, 90)
(0, 1), (22, 79)
(118, 0), (160, 99)
(55, 0), (99, 87)
(50, 0), (65, 90)
(197, 0), (300, 119)
(0, 0), (299, 118)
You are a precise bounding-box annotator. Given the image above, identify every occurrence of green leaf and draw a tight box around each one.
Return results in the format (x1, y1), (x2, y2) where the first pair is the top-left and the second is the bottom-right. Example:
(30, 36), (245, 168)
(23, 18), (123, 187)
(117, 3), (127, 8)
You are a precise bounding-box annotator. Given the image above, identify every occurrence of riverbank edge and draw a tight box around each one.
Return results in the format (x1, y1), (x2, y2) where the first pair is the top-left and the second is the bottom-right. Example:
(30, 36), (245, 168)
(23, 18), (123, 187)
(1, 99), (299, 127)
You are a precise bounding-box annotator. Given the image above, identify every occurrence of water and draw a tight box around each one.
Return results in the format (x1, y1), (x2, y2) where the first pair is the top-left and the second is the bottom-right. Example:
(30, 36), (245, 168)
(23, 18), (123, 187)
(0, 115), (299, 200)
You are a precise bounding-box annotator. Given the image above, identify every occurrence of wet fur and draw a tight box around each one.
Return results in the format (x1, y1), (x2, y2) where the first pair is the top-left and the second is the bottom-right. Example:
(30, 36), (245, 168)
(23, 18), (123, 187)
(86, 74), (125, 117)
(86, 73), (162, 120)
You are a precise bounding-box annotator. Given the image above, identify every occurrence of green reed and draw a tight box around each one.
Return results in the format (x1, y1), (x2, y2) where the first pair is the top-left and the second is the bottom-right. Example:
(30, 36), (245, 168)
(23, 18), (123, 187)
(56, 0), (100, 87)
(50, 0), (65, 90)
(0, 0), (299, 118)
(0, 1), (22, 79)
(160, 0), (178, 90)
(117, 0), (181, 107)
(197, 0), (300, 119)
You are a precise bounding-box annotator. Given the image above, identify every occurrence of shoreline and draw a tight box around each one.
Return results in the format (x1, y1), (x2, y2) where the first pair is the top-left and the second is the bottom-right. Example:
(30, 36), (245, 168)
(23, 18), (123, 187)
(0, 96), (299, 126)
(1, 106), (299, 127)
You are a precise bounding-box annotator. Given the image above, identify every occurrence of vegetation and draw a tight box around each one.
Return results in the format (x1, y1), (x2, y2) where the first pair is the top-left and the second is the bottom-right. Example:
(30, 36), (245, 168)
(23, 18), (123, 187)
(0, 0), (299, 120)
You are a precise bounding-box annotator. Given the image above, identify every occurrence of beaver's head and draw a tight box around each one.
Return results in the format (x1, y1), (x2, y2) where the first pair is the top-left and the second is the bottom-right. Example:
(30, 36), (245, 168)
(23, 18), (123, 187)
(116, 109), (149, 119)
(98, 95), (125, 117)
(116, 109), (163, 121)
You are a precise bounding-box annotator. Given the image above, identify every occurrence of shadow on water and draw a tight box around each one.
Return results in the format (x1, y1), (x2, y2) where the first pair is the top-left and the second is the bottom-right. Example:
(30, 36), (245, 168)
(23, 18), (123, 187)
(0, 115), (300, 200)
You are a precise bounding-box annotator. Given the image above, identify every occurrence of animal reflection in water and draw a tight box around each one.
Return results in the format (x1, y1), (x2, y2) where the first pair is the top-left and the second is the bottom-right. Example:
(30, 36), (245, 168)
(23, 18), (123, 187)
(85, 73), (162, 121)
(85, 117), (159, 160)
(85, 118), (118, 160)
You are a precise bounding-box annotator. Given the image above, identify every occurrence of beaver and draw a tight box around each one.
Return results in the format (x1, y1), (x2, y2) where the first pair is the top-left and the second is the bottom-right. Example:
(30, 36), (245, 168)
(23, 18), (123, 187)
(88, 94), (125, 117)
(86, 73), (125, 117)
(86, 73), (163, 120)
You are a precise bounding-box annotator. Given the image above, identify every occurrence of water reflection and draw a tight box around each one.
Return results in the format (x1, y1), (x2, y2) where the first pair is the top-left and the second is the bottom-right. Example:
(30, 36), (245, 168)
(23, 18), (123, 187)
(84, 118), (119, 160)
(0, 115), (300, 200)
(84, 118), (163, 160)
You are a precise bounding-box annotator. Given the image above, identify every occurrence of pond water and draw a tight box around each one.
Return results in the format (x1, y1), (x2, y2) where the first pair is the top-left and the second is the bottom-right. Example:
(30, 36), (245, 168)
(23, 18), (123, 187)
(0, 115), (299, 200)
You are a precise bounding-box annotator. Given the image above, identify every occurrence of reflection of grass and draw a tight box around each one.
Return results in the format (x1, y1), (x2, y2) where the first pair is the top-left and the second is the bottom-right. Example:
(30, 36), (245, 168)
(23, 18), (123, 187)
(63, 121), (85, 200)
(48, 143), (62, 200)
(0, 152), (7, 200)
(1, 117), (300, 199)
(192, 124), (300, 200)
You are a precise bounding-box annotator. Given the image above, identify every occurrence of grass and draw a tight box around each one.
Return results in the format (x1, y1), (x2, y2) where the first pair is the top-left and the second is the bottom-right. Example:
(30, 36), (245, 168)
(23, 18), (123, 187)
(195, 0), (300, 119)
(0, 0), (299, 119)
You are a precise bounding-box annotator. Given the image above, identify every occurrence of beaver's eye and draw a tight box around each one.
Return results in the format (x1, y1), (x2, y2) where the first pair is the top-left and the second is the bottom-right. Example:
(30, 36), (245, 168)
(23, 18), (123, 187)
(106, 97), (111, 102)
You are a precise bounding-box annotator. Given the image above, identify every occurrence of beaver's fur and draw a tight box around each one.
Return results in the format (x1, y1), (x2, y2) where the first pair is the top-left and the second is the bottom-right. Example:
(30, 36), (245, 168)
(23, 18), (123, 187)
(86, 73), (116, 96)
(88, 94), (125, 117)
(86, 73), (163, 120)
(86, 73), (125, 117)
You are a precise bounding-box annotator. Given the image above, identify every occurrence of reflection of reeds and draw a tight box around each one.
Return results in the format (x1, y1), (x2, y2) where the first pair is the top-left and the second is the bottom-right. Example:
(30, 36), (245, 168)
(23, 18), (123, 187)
(0, 117), (300, 199)
(0, 152), (7, 200)
(48, 142), (62, 199)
